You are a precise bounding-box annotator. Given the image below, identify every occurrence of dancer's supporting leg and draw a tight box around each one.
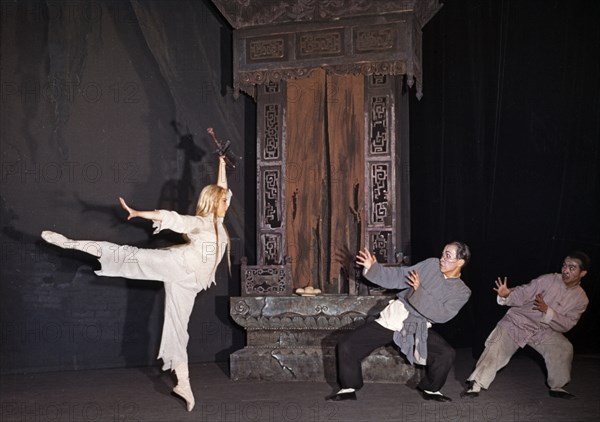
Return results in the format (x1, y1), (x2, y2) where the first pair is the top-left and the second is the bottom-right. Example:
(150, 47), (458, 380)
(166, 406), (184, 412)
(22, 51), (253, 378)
(173, 362), (195, 411)
(160, 281), (198, 412)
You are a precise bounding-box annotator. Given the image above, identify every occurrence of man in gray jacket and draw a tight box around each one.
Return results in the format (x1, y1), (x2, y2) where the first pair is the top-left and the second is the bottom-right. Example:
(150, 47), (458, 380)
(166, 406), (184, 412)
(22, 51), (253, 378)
(327, 242), (471, 402)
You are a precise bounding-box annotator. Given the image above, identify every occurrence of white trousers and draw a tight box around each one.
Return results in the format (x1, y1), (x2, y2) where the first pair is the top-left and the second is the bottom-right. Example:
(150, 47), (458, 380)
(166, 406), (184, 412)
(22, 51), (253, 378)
(94, 242), (202, 371)
(467, 325), (574, 390)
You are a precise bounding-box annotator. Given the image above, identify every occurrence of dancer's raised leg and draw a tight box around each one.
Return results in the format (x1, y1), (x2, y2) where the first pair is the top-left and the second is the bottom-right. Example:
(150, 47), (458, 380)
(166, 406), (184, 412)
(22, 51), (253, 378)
(41, 231), (102, 257)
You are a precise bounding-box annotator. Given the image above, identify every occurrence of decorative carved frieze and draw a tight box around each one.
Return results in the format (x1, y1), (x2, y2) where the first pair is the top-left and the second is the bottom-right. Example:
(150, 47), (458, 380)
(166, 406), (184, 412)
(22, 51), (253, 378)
(211, 0), (441, 30)
(236, 68), (314, 98)
(235, 62), (408, 99)
(328, 61), (408, 77)
(234, 17), (424, 97)
(247, 36), (288, 61)
(229, 287), (420, 383)
(230, 295), (392, 330)
(297, 29), (344, 58)
(354, 26), (396, 52)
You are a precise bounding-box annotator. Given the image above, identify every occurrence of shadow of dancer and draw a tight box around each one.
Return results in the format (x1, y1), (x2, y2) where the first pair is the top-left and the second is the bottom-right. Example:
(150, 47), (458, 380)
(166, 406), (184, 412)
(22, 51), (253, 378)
(157, 121), (207, 215)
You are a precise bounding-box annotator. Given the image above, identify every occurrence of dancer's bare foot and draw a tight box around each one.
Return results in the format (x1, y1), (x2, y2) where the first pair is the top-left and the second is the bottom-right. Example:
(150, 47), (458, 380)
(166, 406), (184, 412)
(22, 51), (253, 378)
(173, 384), (195, 411)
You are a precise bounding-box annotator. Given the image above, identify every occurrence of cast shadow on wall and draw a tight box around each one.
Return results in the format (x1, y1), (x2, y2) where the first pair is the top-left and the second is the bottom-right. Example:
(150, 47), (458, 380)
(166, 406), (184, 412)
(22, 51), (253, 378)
(157, 121), (206, 215)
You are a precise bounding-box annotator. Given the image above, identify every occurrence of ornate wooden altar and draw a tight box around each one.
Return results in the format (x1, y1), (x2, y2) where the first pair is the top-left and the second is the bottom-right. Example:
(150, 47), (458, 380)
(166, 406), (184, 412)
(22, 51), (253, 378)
(211, 0), (442, 382)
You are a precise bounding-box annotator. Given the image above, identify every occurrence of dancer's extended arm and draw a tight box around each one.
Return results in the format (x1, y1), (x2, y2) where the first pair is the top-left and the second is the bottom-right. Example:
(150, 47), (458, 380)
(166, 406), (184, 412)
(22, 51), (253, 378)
(119, 197), (162, 221)
(217, 156), (227, 190)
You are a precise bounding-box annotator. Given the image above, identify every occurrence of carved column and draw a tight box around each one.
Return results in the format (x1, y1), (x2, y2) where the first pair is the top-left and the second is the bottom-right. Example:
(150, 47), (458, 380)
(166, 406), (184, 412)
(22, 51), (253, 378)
(364, 74), (409, 267)
(256, 80), (287, 266)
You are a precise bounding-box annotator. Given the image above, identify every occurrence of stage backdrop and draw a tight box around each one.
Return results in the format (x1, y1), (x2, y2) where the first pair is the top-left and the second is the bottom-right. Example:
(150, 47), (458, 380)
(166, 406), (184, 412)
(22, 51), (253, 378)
(409, 0), (599, 355)
(1, 0), (599, 375)
(0, 0), (254, 374)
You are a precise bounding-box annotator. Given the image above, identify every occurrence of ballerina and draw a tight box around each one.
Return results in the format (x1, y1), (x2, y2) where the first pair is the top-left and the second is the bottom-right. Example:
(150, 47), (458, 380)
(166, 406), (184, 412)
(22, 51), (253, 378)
(41, 155), (231, 412)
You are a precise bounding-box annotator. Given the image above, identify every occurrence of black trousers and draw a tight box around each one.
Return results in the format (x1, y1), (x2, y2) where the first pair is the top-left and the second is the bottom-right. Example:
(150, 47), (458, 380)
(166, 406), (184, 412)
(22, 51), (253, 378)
(336, 320), (456, 392)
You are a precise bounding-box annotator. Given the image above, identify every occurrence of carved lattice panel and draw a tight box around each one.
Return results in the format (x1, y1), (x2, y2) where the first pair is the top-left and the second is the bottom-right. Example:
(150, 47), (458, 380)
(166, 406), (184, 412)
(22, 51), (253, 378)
(262, 233), (282, 265)
(370, 162), (391, 225)
(241, 257), (293, 296)
(261, 168), (282, 230)
(370, 96), (389, 154)
(370, 231), (392, 263)
(263, 103), (281, 160)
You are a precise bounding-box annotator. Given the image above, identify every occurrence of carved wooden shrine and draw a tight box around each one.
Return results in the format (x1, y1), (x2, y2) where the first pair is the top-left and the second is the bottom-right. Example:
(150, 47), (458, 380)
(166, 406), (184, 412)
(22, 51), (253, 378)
(211, 0), (442, 382)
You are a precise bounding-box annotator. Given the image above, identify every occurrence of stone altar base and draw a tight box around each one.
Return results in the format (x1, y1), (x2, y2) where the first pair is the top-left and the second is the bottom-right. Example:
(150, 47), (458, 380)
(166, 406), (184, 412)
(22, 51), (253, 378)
(229, 295), (421, 383)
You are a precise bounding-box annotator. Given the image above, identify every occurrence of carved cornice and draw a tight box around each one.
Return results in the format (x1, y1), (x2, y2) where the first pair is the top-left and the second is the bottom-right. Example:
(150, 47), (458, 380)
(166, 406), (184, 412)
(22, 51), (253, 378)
(212, 0), (442, 30)
(328, 61), (409, 78)
(213, 2), (440, 99)
(226, 6), (436, 99)
(234, 61), (416, 100)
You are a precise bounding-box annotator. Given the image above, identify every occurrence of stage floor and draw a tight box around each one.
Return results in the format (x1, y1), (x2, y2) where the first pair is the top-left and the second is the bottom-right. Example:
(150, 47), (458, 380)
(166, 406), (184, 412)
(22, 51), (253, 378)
(2, 348), (598, 421)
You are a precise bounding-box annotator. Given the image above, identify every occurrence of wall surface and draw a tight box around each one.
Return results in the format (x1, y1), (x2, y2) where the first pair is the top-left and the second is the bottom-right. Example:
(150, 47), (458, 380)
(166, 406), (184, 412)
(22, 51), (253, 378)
(1, 0), (253, 374)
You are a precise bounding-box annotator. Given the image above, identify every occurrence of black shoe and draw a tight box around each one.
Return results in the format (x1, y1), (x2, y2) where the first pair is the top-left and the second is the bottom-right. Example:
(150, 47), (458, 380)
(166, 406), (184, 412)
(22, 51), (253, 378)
(460, 381), (480, 398)
(325, 391), (357, 401)
(420, 391), (453, 402)
(549, 390), (575, 400)
(460, 390), (479, 398)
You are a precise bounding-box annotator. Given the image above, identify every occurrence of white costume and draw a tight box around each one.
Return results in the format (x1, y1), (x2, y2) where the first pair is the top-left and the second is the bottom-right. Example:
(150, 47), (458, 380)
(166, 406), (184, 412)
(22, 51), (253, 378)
(42, 177), (231, 412)
(42, 156), (231, 411)
(94, 210), (229, 371)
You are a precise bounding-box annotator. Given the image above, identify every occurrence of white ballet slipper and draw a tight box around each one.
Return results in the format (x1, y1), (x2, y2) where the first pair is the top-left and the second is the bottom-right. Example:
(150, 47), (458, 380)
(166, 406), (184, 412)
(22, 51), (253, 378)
(41, 230), (70, 247)
(41, 230), (103, 257)
(173, 384), (195, 411)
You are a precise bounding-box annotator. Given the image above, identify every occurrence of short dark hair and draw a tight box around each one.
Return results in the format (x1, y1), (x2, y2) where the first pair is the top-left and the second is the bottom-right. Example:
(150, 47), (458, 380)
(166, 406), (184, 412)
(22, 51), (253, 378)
(567, 251), (591, 271)
(448, 241), (471, 266)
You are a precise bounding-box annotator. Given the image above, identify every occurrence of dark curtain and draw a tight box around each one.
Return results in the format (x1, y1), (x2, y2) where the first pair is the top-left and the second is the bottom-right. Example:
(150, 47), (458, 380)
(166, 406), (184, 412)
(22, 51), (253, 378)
(410, 0), (600, 353)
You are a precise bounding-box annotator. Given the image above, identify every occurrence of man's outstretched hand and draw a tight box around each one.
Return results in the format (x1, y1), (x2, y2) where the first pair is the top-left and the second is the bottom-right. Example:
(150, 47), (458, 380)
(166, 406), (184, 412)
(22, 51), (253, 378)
(356, 248), (377, 270)
(493, 277), (513, 298)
